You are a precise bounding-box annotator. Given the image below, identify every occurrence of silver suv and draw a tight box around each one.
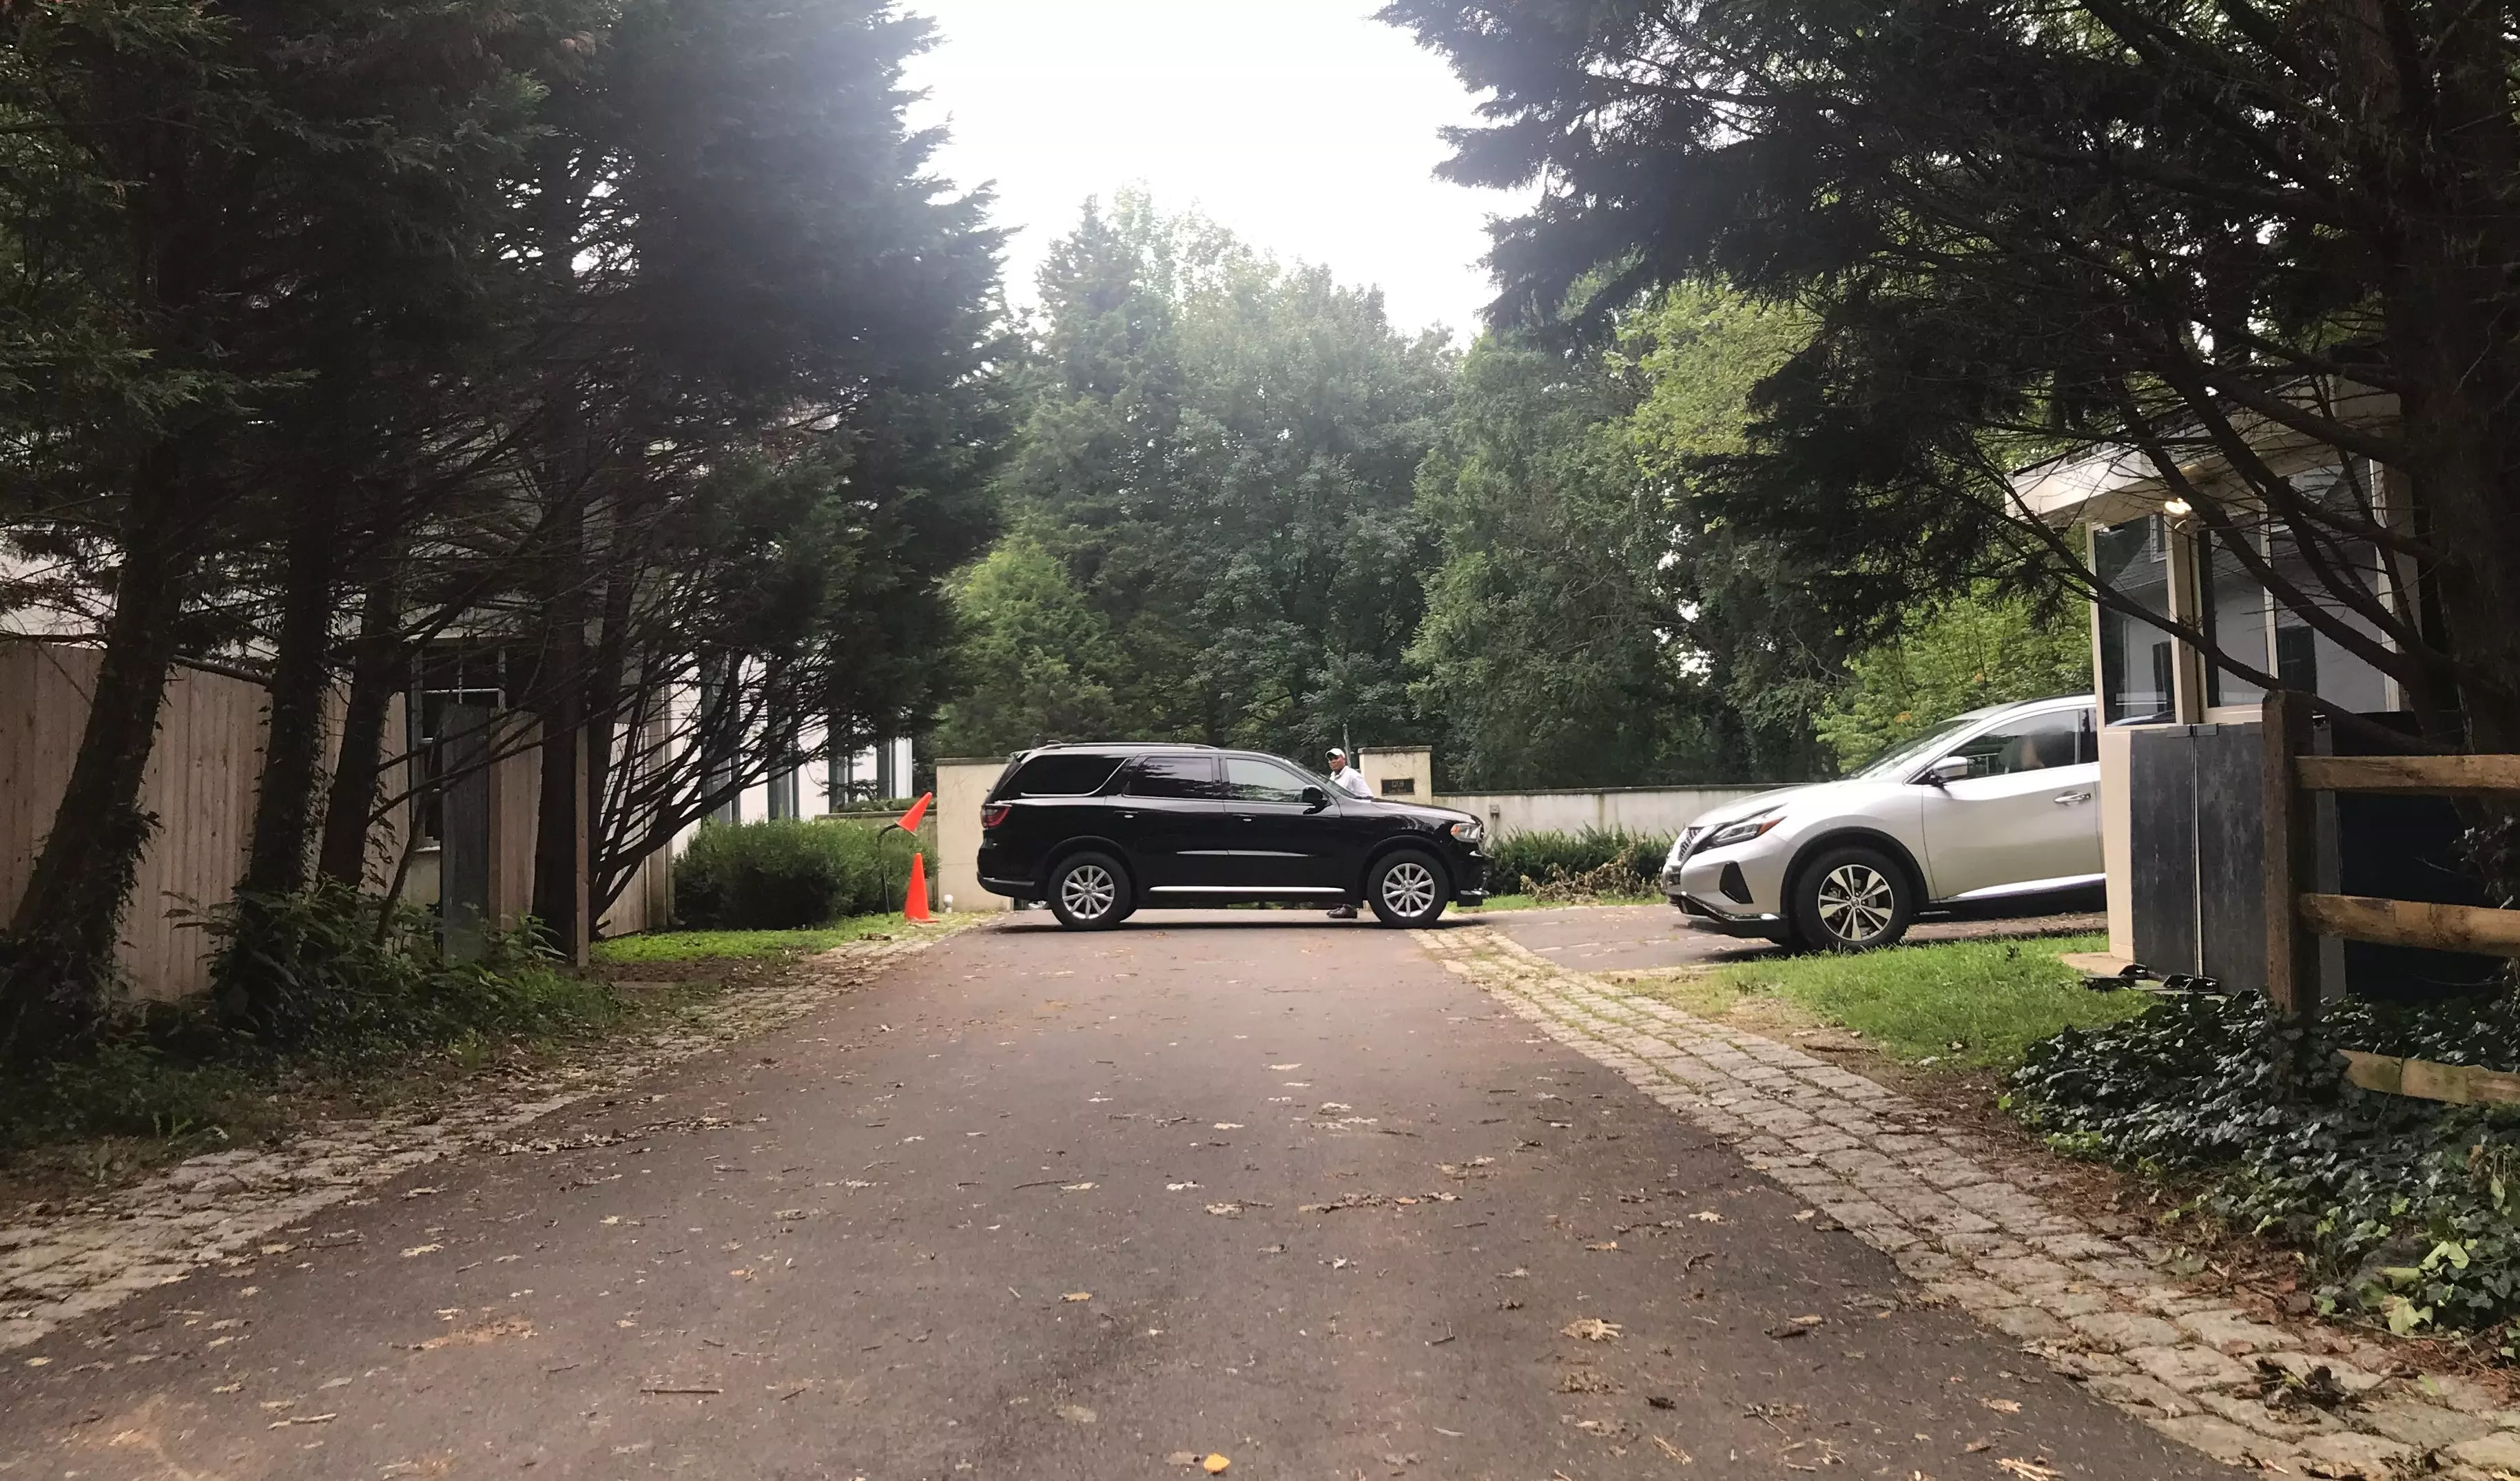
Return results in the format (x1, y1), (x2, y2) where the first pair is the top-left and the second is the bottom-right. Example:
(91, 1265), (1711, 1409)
(1664, 694), (2103, 950)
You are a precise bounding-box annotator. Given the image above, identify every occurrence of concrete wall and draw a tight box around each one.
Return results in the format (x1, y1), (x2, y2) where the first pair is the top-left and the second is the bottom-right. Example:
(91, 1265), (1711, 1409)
(1438, 785), (1783, 839)
(1358, 747), (1434, 800)
(936, 757), (1007, 913)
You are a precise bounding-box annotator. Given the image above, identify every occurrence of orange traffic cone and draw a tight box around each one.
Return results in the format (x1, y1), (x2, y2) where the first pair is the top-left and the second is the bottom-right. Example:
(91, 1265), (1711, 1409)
(903, 850), (932, 922)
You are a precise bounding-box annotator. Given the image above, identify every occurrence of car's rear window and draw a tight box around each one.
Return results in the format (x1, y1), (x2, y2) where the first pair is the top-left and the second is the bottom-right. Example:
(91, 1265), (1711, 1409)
(1000, 752), (1123, 798)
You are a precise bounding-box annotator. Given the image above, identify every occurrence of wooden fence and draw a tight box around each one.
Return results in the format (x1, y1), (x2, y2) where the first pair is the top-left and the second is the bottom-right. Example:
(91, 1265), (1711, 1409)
(2263, 691), (2520, 1100)
(0, 639), (672, 1000)
(1, 642), (408, 1000)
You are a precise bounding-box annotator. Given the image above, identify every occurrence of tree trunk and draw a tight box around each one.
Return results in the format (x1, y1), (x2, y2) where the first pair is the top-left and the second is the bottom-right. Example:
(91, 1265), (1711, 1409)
(318, 580), (406, 887)
(526, 134), (592, 961)
(239, 490), (342, 898)
(0, 449), (196, 1059)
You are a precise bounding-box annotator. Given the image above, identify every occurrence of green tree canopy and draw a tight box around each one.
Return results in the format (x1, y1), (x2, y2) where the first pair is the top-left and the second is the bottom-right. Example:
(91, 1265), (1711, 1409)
(975, 196), (1454, 759)
(1815, 590), (2094, 774)
(1384, 0), (2520, 752)
(1409, 331), (1742, 789)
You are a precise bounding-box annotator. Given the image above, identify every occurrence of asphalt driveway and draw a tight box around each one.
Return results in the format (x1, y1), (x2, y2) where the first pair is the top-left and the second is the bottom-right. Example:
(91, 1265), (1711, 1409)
(0, 911), (2207, 1480)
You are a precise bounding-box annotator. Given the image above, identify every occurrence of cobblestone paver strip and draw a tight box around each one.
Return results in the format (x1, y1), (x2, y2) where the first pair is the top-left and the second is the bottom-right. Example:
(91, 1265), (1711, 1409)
(1419, 923), (2520, 1480)
(0, 928), (958, 1354)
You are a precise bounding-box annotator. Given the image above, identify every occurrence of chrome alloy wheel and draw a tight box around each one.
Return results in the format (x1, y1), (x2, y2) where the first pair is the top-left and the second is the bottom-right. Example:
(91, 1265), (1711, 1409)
(1060, 863), (1118, 922)
(1380, 860), (1438, 918)
(1815, 862), (1895, 943)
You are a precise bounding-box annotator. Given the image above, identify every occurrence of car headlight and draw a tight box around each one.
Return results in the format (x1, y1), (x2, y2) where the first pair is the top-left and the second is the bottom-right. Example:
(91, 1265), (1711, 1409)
(1446, 819), (1485, 845)
(1705, 809), (1786, 849)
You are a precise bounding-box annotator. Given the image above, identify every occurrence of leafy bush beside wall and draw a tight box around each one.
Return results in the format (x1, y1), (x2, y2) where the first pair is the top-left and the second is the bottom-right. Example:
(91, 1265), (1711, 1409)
(672, 820), (927, 930)
(1488, 828), (1672, 893)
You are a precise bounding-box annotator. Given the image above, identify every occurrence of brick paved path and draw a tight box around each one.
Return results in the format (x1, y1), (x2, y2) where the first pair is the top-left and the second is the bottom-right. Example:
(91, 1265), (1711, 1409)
(1418, 923), (2520, 1480)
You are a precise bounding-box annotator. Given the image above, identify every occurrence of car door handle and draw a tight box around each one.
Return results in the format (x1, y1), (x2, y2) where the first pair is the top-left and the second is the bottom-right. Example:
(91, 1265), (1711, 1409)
(2052, 791), (2094, 805)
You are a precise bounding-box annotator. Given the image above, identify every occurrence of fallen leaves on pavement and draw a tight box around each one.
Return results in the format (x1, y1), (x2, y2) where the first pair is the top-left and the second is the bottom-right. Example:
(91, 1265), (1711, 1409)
(1560, 1317), (1621, 1341)
(1995, 1461), (2061, 1481)
(1981, 1398), (2021, 1414)
(1301, 1190), (1459, 1214)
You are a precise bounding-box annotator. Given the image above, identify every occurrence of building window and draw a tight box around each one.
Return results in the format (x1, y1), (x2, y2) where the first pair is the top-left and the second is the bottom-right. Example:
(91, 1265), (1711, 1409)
(411, 646), (507, 846)
(2202, 524), (2269, 709)
(2094, 517), (2175, 724)
(2263, 471), (2394, 714)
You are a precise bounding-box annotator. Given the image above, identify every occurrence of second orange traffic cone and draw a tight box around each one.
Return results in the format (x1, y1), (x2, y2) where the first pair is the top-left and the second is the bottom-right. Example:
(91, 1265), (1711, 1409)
(903, 849), (932, 922)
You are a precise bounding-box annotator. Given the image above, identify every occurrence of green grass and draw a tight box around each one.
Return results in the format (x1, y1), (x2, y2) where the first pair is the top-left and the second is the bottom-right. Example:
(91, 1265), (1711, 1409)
(1635, 932), (2147, 1073)
(591, 913), (923, 963)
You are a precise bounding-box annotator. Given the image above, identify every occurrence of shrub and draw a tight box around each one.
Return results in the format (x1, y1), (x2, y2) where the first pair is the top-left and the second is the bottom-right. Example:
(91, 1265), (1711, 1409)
(2008, 989), (2520, 1349)
(1489, 827), (1671, 893)
(6, 885), (628, 1161)
(199, 880), (608, 1059)
(1525, 859), (1655, 903)
(672, 819), (925, 930)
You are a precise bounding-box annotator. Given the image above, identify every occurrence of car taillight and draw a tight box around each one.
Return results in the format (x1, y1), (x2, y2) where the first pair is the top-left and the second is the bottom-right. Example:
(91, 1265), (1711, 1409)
(981, 803), (1011, 829)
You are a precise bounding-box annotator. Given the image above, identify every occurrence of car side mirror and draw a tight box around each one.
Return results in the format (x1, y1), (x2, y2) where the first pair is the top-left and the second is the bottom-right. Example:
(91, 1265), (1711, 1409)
(1301, 785), (1329, 810)
(1923, 756), (1971, 787)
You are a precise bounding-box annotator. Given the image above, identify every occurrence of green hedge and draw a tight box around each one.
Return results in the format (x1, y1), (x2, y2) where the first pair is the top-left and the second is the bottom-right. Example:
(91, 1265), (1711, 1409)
(672, 819), (927, 930)
(1487, 827), (1672, 892)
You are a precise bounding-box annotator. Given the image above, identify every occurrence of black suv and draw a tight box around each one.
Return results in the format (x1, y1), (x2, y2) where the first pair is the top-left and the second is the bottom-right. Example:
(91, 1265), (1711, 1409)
(975, 743), (1490, 929)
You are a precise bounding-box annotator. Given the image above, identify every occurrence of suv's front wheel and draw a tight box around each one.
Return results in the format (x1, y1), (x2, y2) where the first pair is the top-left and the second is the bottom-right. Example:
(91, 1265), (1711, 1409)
(1048, 852), (1131, 930)
(1366, 849), (1449, 928)
(1792, 845), (1914, 951)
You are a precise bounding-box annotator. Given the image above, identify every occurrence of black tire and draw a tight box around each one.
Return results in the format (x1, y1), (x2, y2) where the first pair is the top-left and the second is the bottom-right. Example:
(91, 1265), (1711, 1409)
(1790, 844), (1915, 952)
(1365, 849), (1449, 928)
(1047, 852), (1131, 931)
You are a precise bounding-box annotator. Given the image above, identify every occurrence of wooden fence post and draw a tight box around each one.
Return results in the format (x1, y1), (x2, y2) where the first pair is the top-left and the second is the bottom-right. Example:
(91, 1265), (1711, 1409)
(2263, 691), (2322, 1028)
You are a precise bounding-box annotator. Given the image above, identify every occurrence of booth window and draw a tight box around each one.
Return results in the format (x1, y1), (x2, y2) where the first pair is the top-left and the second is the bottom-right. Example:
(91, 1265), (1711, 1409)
(2094, 516), (2175, 723)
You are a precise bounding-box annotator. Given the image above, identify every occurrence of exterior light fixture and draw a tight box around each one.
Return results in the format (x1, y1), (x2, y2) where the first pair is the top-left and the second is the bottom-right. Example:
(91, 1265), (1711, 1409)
(2162, 497), (2193, 517)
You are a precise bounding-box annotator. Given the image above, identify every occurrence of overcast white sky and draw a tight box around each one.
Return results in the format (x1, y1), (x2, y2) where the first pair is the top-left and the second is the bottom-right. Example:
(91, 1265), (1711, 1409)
(899, 0), (1518, 342)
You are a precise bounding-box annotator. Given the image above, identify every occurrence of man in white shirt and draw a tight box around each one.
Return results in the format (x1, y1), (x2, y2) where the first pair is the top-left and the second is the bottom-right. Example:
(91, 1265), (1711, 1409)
(1325, 748), (1373, 918)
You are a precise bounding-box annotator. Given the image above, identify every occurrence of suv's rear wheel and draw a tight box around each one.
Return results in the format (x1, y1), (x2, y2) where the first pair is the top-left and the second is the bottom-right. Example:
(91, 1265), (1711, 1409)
(1048, 852), (1130, 930)
(1366, 849), (1448, 928)
(1792, 845), (1914, 951)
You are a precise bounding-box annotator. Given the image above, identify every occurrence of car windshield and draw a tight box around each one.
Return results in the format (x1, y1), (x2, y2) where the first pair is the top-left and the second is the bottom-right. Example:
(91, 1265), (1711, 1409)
(1849, 716), (1981, 780)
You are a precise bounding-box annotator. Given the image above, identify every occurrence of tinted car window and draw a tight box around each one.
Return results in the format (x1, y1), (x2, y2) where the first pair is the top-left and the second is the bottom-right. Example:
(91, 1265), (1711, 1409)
(1004, 752), (1123, 798)
(1944, 710), (2089, 778)
(1223, 756), (1314, 803)
(1125, 754), (1220, 799)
